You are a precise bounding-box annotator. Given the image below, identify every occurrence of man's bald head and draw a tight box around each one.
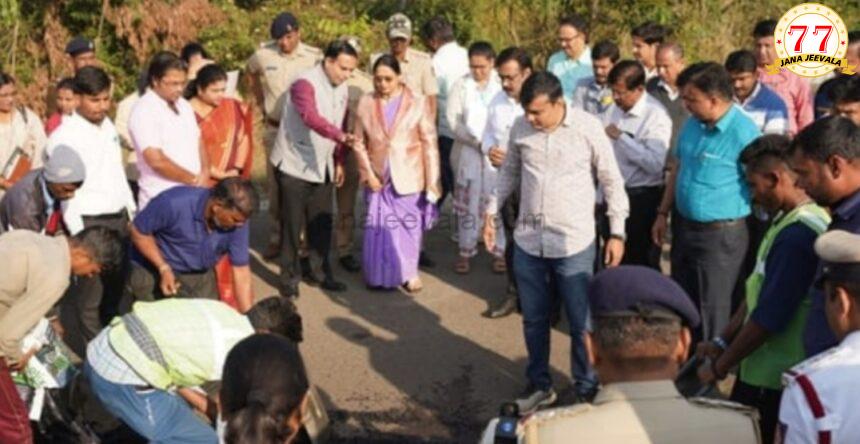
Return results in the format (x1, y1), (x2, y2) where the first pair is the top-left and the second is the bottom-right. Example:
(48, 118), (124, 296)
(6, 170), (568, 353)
(655, 42), (686, 88)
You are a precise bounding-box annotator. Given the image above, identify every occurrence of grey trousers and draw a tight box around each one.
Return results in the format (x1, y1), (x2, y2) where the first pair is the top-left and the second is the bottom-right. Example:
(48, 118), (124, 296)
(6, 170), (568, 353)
(670, 215), (749, 344)
(119, 262), (217, 314)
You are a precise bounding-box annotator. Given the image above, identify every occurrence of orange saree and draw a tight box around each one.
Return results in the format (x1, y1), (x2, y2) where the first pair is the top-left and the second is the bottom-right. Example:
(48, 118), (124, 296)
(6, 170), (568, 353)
(196, 98), (254, 309)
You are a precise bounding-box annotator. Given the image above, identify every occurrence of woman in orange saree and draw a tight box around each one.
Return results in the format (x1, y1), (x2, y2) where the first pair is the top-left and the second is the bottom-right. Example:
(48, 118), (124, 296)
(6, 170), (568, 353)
(188, 64), (254, 309)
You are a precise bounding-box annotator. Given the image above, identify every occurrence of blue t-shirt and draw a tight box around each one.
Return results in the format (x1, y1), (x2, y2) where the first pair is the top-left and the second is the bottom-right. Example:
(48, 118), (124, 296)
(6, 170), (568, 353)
(674, 105), (761, 222)
(132, 186), (250, 273)
(804, 189), (860, 357)
(547, 48), (593, 99)
(750, 223), (819, 333)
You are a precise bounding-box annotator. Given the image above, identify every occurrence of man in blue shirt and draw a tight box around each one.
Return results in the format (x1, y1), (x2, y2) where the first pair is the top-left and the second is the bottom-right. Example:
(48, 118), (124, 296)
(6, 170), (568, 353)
(725, 50), (788, 135)
(546, 14), (592, 98)
(652, 62), (761, 344)
(123, 178), (258, 312)
(789, 116), (860, 357)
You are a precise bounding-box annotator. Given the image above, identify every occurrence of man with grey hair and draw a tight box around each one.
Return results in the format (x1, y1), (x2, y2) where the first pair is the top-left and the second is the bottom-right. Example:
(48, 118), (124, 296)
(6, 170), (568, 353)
(0, 144), (85, 234)
(646, 42), (689, 153)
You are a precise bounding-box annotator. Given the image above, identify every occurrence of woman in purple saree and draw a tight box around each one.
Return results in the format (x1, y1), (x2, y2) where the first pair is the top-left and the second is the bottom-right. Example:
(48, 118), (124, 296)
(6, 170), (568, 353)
(351, 55), (441, 292)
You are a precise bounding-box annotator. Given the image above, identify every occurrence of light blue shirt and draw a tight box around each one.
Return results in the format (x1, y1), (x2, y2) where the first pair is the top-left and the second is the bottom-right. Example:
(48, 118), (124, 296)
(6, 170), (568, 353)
(547, 47), (592, 98)
(674, 105), (761, 222)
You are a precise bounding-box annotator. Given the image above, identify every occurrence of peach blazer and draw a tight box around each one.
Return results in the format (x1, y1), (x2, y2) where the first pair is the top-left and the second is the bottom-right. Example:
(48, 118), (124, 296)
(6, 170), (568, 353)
(352, 87), (441, 197)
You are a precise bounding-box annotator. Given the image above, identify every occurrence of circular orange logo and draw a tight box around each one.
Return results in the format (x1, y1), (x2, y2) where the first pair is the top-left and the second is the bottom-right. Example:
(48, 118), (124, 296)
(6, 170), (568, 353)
(772, 3), (852, 77)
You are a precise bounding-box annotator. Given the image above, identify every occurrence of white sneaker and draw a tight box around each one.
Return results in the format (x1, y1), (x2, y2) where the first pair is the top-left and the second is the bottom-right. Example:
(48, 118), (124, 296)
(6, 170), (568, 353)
(515, 387), (557, 414)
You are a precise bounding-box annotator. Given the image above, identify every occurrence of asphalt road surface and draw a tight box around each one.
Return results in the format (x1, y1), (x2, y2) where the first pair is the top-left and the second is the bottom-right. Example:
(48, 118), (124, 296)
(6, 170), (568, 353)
(248, 208), (576, 443)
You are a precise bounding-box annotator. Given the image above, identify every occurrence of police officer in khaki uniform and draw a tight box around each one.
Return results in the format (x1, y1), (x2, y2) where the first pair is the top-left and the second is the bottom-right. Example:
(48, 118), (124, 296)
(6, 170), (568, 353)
(480, 266), (761, 443)
(335, 36), (374, 273)
(371, 13), (439, 116)
(246, 12), (322, 259)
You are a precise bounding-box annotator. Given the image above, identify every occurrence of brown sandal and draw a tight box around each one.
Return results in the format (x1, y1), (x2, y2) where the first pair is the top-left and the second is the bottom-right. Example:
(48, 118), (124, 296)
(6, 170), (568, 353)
(454, 257), (471, 274)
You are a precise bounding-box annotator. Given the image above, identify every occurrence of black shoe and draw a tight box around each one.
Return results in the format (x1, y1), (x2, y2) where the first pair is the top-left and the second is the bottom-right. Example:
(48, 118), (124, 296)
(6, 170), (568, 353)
(280, 283), (300, 299)
(339, 255), (361, 273)
(419, 252), (436, 268)
(321, 277), (347, 292)
(483, 296), (517, 319)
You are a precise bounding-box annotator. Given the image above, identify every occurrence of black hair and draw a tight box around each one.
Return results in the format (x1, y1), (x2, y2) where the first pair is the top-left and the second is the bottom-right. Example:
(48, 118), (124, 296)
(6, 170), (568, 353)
(323, 40), (358, 60)
(791, 116), (860, 162)
(419, 15), (456, 44)
(607, 60), (645, 90)
(372, 54), (401, 76)
(222, 334), (309, 444)
(0, 72), (15, 88)
(740, 134), (792, 173)
(724, 50), (758, 74)
(592, 316), (682, 365)
(186, 64), (228, 99)
(180, 42), (210, 64)
(519, 71), (563, 107)
(73, 66), (111, 95)
(831, 76), (860, 105)
(56, 77), (77, 93)
(592, 40), (620, 63)
(495, 47), (532, 71)
(211, 178), (259, 218)
(71, 226), (124, 271)
(146, 51), (186, 87)
(631, 21), (668, 44)
(753, 19), (777, 38)
(677, 62), (733, 101)
(246, 296), (303, 342)
(558, 14), (589, 40)
(468, 41), (495, 60)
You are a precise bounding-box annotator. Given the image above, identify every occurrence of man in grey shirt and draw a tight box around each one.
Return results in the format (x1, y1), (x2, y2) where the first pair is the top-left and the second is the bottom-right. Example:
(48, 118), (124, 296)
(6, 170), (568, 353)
(484, 71), (629, 413)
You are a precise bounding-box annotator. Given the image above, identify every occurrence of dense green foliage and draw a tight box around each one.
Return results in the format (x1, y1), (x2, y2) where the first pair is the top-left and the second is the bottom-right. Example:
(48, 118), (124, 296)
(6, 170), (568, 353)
(1, 0), (858, 114)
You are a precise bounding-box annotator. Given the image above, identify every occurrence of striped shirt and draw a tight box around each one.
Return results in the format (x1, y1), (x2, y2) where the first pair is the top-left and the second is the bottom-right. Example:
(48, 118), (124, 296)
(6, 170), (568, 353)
(736, 82), (789, 135)
(487, 105), (629, 258)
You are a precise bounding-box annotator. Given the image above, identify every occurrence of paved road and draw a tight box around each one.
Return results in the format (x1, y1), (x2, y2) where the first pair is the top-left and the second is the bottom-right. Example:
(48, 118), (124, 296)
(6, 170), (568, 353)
(248, 210), (576, 443)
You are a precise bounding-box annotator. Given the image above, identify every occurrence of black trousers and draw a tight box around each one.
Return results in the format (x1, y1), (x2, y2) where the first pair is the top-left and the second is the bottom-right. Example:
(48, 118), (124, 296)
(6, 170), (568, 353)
(501, 189), (520, 293)
(59, 211), (129, 359)
(670, 215), (749, 345)
(730, 379), (782, 444)
(438, 136), (455, 206)
(277, 170), (335, 296)
(119, 262), (218, 313)
(622, 186), (662, 268)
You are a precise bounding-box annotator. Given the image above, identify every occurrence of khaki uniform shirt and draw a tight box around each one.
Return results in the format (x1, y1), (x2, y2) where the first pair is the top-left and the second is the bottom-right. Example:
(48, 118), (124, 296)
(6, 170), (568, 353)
(246, 41), (322, 122)
(526, 381), (759, 444)
(0, 231), (70, 362)
(371, 48), (438, 97)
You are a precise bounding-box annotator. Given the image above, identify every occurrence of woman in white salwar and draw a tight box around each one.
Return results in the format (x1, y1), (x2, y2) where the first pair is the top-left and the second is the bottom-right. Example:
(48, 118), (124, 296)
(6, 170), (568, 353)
(446, 42), (505, 275)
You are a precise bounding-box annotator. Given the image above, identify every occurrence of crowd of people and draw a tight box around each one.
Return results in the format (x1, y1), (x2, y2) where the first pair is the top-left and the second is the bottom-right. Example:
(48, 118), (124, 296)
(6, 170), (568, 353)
(0, 7), (859, 444)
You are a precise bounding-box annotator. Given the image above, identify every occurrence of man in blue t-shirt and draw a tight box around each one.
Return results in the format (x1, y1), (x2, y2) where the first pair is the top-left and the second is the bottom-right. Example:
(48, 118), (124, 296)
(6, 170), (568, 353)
(652, 62), (761, 344)
(123, 178), (258, 312)
(790, 116), (860, 357)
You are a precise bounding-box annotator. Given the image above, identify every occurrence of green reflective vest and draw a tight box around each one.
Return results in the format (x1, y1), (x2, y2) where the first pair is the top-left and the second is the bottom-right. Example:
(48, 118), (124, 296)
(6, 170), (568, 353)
(739, 203), (830, 390)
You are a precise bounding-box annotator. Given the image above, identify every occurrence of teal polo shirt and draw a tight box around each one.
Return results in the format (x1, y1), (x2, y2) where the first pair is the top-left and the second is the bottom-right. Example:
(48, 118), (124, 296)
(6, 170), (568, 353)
(674, 105), (760, 222)
(547, 47), (592, 99)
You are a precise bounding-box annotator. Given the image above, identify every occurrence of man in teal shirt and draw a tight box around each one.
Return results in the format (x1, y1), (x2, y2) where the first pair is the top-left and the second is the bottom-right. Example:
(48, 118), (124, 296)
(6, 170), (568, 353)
(546, 14), (592, 98)
(652, 62), (761, 344)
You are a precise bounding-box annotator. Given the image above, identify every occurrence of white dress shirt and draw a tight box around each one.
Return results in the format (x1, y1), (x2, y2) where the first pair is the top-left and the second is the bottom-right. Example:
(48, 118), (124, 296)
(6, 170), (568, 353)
(481, 91), (524, 154)
(46, 112), (136, 234)
(779, 331), (860, 444)
(432, 41), (470, 139)
(600, 92), (672, 188)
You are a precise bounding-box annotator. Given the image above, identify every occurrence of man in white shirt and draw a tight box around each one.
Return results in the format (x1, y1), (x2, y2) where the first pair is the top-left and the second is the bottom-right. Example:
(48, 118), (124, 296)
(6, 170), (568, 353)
(129, 51), (208, 209)
(446, 41), (502, 275)
(631, 21), (668, 82)
(571, 40), (619, 116)
(601, 60), (671, 268)
(480, 47), (532, 319)
(420, 15), (469, 209)
(46, 66), (136, 358)
(778, 230), (860, 443)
